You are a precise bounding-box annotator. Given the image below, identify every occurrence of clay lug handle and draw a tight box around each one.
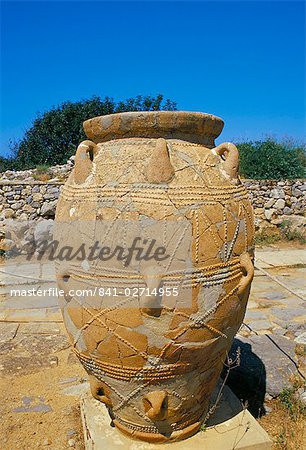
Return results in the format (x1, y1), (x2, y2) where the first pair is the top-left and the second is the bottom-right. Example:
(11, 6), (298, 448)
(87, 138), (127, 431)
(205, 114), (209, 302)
(238, 253), (254, 296)
(143, 391), (168, 421)
(144, 138), (175, 183)
(212, 142), (239, 180)
(89, 376), (113, 407)
(74, 140), (97, 184)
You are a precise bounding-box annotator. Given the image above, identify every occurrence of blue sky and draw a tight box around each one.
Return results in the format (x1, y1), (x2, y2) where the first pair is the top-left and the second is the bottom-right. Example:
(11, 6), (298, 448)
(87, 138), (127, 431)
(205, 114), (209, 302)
(1, 1), (305, 156)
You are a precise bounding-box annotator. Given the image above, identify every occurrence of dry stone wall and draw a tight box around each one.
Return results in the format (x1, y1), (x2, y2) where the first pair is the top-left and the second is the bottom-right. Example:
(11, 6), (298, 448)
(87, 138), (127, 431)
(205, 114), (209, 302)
(0, 164), (305, 224)
(243, 179), (305, 224)
(0, 182), (62, 220)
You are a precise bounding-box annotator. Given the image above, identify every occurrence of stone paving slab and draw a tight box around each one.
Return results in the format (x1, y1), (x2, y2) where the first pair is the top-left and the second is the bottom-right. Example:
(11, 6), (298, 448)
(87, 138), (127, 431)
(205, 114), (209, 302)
(267, 268), (305, 291)
(0, 354), (59, 375)
(244, 266), (306, 336)
(229, 335), (299, 398)
(0, 306), (62, 322)
(0, 322), (19, 342)
(18, 322), (63, 334)
(0, 329), (70, 376)
(255, 248), (306, 269)
(0, 291), (59, 310)
(80, 386), (272, 450)
(0, 261), (55, 286)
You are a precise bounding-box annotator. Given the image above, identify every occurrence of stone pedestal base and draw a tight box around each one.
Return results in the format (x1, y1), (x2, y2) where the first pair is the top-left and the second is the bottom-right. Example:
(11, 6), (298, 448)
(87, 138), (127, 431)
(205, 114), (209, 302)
(80, 385), (272, 450)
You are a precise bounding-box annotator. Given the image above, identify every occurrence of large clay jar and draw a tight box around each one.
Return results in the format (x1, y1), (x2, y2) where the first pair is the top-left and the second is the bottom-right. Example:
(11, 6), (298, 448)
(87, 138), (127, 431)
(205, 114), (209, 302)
(54, 111), (254, 443)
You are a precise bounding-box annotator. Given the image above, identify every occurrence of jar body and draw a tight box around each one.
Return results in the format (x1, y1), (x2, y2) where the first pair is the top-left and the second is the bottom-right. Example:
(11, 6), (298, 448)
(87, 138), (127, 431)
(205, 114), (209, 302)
(54, 112), (254, 443)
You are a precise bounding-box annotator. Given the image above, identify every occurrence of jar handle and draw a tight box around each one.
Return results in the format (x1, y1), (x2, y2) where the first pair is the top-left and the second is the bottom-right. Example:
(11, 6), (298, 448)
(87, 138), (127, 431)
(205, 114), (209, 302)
(74, 140), (97, 184)
(212, 142), (239, 180)
(238, 253), (254, 296)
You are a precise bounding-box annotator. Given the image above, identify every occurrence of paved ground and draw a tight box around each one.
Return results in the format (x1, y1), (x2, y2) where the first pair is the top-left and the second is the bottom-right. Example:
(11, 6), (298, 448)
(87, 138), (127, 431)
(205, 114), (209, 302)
(0, 246), (305, 449)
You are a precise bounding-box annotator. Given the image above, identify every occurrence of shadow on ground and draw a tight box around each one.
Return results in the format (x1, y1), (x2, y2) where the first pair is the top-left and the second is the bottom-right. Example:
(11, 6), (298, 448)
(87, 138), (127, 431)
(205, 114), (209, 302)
(222, 338), (267, 418)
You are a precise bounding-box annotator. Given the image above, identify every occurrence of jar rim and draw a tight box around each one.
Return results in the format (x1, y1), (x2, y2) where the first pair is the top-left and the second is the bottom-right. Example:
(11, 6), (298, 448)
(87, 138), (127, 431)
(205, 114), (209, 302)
(83, 111), (224, 147)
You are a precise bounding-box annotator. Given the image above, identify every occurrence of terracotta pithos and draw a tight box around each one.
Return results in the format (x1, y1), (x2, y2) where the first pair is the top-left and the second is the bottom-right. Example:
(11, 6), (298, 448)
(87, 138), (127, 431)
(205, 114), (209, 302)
(54, 111), (254, 443)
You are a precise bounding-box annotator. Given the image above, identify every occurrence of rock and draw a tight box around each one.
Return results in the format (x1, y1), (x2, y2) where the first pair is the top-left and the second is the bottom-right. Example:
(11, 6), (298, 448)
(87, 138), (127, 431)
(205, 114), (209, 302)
(271, 188), (285, 199)
(4, 192), (14, 198)
(5, 219), (30, 239)
(295, 332), (306, 346)
(283, 206), (292, 215)
(61, 380), (89, 396)
(23, 204), (35, 213)
(43, 193), (59, 200)
(68, 438), (76, 447)
(254, 207), (264, 215)
(264, 198), (275, 208)
(11, 201), (25, 210)
(31, 202), (41, 208)
(294, 388), (306, 406)
(40, 201), (57, 217)
(274, 198), (285, 209)
(295, 332), (306, 356)
(264, 405), (273, 414)
(292, 188), (302, 197)
(32, 193), (43, 202)
(2, 208), (15, 218)
(264, 209), (276, 221)
(0, 177), (304, 233)
(46, 186), (59, 194)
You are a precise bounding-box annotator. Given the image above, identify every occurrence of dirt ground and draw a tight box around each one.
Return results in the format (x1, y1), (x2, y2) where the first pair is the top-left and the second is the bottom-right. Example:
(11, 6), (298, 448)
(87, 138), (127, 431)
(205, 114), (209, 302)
(0, 348), (86, 450)
(259, 397), (306, 450)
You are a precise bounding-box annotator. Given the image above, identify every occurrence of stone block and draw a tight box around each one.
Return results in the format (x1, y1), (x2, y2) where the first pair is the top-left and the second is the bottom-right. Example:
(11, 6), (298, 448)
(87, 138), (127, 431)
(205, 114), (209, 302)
(80, 386), (272, 450)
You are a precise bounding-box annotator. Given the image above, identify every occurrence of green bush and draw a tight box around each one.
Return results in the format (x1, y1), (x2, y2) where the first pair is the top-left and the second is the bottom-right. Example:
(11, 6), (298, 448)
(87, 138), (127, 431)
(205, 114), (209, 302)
(237, 140), (306, 180)
(0, 156), (13, 172)
(35, 164), (51, 173)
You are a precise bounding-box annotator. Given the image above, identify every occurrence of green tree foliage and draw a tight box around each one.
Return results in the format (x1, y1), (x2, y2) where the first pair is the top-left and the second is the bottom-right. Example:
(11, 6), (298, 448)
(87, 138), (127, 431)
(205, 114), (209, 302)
(0, 156), (11, 172)
(237, 139), (306, 180)
(9, 94), (177, 169)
